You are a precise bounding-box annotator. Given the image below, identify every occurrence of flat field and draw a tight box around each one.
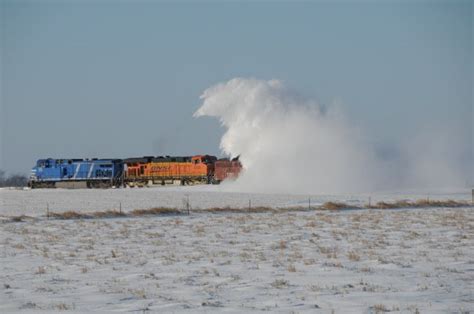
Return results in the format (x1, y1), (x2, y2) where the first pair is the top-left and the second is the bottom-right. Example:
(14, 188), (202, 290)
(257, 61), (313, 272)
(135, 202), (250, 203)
(0, 187), (473, 313)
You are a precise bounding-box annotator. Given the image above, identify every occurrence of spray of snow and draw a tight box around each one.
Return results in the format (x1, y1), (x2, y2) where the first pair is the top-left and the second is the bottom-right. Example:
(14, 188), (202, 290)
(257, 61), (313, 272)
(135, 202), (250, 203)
(194, 78), (469, 194)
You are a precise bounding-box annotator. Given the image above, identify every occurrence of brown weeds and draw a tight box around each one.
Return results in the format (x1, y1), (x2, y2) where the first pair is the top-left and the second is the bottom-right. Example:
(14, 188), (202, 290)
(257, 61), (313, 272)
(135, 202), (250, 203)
(50, 211), (92, 219)
(201, 206), (275, 213)
(347, 251), (361, 261)
(130, 207), (181, 216)
(46, 207), (180, 220)
(320, 202), (358, 210)
(369, 199), (469, 209)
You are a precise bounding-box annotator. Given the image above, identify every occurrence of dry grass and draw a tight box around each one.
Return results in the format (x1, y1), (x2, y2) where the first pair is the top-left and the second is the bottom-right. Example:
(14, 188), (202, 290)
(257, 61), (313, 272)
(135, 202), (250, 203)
(194, 225), (206, 235)
(271, 279), (289, 289)
(372, 200), (410, 209)
(320, 202), (359, 210)
(35, 266), (46, 274)
(54, 303), (72, 310)
(128, 288), (147, 299)
(44, 207), (181, 220)
(320, 199), (470, 210)
(199, 206), (275, 213)
(369, 199), (469, 209)
(49, 211), (92, 219)
(371, 304), (389, 313)
(48, 210), (126, 220)
(4, 215), (36, 223)
(347, 251), (361, 261)
(92, 210), (127, 218)
(130, 207), (181, 216)
(318, 199), (470, 210)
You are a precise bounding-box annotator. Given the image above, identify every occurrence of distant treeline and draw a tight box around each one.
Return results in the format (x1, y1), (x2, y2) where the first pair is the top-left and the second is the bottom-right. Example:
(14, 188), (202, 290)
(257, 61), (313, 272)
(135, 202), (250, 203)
(0, 170), (28, 187)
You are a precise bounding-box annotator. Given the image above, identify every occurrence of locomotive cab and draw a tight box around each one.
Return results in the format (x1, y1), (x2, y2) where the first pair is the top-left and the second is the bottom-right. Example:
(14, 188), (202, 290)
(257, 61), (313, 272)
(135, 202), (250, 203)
(191, 156), (205, 164)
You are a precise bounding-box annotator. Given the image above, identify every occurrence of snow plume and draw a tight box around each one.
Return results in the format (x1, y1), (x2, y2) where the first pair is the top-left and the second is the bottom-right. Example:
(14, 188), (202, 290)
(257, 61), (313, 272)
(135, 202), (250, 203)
(195, 78), (381, 194)
(195, 78), (469, 194)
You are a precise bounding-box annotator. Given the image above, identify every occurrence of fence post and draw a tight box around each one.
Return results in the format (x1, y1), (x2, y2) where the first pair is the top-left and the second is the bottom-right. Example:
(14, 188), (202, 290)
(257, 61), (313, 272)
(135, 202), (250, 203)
(46, 203), (49, 220)
(187, 195), (190, 215)
(248, 199), (251, 212)
(472, 189), (473, 204)
(119, 202), (122, 214)
(308, 198), (311, 210)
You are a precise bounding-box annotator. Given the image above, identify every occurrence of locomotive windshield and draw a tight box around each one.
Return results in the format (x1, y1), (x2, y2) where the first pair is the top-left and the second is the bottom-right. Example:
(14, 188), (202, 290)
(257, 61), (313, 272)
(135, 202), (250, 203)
(36, 160), (46, 167)
(203, 156), (217, 163)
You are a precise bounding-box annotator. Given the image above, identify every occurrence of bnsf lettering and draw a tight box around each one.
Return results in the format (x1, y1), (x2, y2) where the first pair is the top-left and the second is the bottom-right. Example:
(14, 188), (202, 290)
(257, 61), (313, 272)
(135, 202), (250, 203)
(151, 166), (171, 172)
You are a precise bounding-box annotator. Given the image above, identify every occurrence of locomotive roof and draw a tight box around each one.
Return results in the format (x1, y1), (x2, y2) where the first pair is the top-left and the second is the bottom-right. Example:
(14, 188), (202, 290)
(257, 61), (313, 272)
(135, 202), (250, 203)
(37, 158), (122, 162)
(124, 156), (193, 163)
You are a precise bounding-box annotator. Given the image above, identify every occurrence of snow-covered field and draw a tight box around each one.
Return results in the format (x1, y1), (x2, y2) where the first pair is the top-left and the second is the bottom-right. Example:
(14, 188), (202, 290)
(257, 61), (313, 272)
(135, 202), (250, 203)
(1, 187), (473, 312)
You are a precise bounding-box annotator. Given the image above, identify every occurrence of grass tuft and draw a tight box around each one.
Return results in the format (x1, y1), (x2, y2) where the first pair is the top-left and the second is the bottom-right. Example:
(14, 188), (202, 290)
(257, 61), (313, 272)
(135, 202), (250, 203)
(271, 279), (289, 289)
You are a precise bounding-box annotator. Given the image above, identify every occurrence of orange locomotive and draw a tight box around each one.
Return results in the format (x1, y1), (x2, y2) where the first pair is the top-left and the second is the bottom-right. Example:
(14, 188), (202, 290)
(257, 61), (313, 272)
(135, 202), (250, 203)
(214, 157), (242, 183)
(124, 155), (219, 186)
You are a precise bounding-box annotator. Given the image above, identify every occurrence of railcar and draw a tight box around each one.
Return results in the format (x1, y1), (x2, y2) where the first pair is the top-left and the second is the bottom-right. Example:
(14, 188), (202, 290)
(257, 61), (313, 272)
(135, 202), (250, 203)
(214, 157), (242, 183)
(29, 158), (124, 188)
(124, 155), (217, 186)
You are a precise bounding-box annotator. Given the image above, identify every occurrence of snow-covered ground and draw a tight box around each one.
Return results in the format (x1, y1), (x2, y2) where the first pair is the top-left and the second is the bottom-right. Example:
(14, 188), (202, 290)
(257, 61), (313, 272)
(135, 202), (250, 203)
(0, 188), (473, 312)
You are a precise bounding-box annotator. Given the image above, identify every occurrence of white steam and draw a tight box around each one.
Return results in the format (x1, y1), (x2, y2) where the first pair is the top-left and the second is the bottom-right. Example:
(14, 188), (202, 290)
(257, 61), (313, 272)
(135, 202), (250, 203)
(195, 78), (469, 194)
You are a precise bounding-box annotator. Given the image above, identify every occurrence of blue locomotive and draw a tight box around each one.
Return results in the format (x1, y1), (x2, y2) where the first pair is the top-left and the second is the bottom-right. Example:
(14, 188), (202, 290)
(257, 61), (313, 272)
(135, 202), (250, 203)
(28, 158), (124, 188)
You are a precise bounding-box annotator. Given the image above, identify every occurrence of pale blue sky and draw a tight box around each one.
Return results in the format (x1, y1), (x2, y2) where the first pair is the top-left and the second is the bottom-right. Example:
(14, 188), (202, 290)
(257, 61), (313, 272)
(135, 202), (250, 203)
(1, 0), (472, 175)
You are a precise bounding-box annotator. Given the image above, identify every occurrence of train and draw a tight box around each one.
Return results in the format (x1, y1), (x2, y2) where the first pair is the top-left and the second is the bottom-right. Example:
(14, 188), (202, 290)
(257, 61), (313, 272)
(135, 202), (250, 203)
(28, 155), (242, 188)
